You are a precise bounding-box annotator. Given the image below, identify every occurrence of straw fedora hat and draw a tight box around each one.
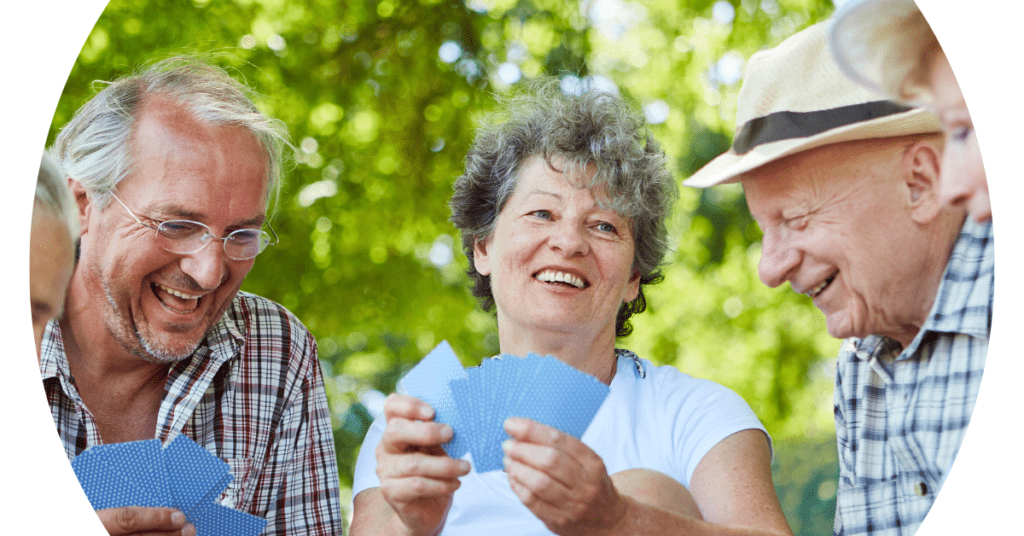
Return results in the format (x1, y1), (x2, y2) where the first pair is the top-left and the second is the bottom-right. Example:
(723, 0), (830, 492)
(683, 21), (941, 188)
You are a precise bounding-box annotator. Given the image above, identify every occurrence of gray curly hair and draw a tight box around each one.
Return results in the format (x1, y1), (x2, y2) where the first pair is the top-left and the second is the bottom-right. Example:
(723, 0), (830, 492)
(449, 77), (678, 338)
(52, 56), (290, 211)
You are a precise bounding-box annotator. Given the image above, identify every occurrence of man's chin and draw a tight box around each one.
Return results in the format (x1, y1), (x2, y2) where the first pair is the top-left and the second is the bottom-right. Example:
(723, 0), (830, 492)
(135, 329), (205, 364)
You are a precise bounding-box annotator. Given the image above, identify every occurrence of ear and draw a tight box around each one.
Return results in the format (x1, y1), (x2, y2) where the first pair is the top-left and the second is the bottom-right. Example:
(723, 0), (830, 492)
(472, 236), (492, 276)
(67, 177), (93, 235)
(623, 268), (641, 303)
(902, 139), (943, 224)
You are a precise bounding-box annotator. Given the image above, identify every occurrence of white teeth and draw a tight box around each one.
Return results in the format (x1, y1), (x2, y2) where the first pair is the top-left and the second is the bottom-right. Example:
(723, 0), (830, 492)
(156, 283), (201, 300)
(535, 270), (585, 289)
(805, 275), (835, 298)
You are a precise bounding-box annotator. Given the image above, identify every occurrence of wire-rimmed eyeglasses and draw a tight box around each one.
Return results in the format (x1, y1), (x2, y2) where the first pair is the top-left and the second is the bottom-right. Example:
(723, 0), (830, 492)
(110, 192), (278, 261)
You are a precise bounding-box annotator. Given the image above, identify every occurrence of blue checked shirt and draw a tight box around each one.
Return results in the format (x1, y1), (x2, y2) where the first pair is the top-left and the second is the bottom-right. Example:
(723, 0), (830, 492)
(41, 291), (344, 536)
(833, 218), (993, 536)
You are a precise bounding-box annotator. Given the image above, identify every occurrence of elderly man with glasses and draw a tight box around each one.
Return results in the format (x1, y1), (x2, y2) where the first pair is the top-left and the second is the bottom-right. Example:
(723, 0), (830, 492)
(44, 58), (343, 536)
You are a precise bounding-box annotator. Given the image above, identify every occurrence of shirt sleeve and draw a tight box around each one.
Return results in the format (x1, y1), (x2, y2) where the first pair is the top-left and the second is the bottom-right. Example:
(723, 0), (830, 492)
(261, 330), (344, 536)
(352, 416), (386, 497)
(671, 376), (771, 485)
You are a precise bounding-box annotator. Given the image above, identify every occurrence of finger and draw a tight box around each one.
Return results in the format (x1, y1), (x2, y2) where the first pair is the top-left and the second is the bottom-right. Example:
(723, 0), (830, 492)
(504, 418), (602, 476)
(379, 450), (471, 481)
(379, 417), (454, 453)
(382, 474), (465, 503)
(96, 507), (191, 536)
(502, 438), (581, 489)
(383, 393), (435, 421)
(504, 454), (573, 505)
(504, 418), (585, 456)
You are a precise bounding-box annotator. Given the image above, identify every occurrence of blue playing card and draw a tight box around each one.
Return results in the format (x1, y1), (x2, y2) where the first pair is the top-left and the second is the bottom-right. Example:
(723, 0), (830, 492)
(510, 356), (610, 439)
(189, 500), (268, 536)
(99, 439), (172, 507)
(70, 435), (263, 532)
(162, 434), (231, 514)
(398, 341), (470, 459)
(72, 447), (151, 509)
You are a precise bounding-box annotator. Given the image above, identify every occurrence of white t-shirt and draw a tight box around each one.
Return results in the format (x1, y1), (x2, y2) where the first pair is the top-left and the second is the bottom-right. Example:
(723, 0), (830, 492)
(353, 350), (769, 536)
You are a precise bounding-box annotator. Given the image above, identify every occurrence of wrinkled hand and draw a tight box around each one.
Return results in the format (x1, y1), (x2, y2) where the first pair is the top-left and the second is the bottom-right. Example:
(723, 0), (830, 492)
(96, 507), (195, 536)
(376, 394), (471, 536)
(502, 417), (627, 536)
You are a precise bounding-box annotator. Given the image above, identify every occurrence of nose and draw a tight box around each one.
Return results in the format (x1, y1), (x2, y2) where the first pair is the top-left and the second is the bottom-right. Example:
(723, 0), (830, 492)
(757, 227), (799, 288)
(937, 166), (976, 213)
(548, 219), (589, 257)
(179, 239), (228, 290)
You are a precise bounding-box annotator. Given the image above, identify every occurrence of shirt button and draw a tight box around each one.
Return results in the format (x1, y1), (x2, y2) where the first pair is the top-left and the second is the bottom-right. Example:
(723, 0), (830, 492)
(914, 482), (929, 496)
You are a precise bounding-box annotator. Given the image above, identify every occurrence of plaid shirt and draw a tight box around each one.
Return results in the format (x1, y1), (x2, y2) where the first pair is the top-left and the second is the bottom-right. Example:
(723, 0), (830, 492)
(41, 291), (344, 536)
(833, 218), (993, 536)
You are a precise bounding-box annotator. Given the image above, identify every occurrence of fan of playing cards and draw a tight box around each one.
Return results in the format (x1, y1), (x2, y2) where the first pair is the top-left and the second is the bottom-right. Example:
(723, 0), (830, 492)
(71, 434), (267, 536)
(399, 341), (611, 472)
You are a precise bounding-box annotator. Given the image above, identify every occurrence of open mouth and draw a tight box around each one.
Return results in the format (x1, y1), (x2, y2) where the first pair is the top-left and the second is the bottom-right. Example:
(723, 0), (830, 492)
(805, 273), (836, 298)
(152, 282), (203, 313)
(534, 269), (588, 289)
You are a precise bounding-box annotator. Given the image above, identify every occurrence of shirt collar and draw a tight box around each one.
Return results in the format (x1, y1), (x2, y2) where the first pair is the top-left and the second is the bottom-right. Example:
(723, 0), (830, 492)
(919, 217), (994, 339)
(39, 294), (248, 383)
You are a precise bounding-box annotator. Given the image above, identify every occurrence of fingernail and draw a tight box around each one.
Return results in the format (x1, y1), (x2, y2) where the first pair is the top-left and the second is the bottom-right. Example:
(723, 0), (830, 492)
(183, 522), (197, 536)
(501, 439), (513, 453)
(419, 406), (434, 419)
(459, 460), (471, 472)
(171, 512), (186, 525)
(503, 455), (512, 468)
(440, 424), (454, 440)
(503, 418), (517, 432)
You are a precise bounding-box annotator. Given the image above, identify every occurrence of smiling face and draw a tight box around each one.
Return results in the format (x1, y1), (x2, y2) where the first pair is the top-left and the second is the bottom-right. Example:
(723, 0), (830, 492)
(472, 156), (640, 348)
(742, 137), (946, 346)
(925, 48), (990, 222)
(72, 96), (269, 363)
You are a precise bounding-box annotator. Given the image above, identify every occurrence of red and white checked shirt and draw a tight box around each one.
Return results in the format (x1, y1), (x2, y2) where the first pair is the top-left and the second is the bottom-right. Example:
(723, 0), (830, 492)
(41, 291), (344, 536)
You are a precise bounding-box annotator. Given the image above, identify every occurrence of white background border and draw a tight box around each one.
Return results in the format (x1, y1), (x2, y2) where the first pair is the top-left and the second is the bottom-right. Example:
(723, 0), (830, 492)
(4, 0), (1019, 533)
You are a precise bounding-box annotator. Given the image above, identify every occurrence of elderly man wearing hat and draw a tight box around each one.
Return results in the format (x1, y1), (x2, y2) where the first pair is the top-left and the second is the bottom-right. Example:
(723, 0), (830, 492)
(829, 0), (990, 223)
(685, 22), (994, 536)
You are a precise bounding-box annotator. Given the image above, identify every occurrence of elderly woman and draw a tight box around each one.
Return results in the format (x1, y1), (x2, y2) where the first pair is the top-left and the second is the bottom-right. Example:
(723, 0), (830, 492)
(830, 0), (989, 221)
(32, 152), (78, 358)
(351, 79), (792, 536)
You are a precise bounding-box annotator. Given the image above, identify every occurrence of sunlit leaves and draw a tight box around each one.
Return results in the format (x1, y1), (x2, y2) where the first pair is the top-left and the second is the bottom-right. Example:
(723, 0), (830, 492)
(49, 0), (839, 527)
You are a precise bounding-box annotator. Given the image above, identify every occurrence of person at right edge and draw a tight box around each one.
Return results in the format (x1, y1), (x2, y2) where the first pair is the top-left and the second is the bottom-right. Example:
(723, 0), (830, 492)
(830, 0), (991, 222)
(684, 22), (993, 536)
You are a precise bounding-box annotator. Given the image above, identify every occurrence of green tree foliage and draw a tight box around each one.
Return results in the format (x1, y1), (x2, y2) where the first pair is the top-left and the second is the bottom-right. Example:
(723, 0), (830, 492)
(48, 0), (841, 531)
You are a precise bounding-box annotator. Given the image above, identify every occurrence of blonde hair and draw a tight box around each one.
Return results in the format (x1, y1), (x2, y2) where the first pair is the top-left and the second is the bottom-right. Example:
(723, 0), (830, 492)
(34, 151), (79, 240)
(832, 1), (943, 104)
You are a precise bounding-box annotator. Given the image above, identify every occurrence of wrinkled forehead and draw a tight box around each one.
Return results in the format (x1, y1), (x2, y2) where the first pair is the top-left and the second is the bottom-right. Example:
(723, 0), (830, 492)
(538, 154), (635, 218)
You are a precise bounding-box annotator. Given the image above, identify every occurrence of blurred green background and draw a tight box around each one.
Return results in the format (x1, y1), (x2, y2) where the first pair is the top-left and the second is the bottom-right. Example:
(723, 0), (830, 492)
(46, 0), (842, 533)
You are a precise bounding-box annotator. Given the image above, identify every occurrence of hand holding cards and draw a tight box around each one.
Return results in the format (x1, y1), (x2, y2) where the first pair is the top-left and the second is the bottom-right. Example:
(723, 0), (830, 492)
(399, 341), (610, 472)
(71, 434), (267, 536)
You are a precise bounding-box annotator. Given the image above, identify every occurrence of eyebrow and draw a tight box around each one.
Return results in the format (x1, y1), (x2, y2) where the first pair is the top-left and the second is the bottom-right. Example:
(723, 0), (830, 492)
(148, 203), (266, 228)
(526, 189), (562, 201)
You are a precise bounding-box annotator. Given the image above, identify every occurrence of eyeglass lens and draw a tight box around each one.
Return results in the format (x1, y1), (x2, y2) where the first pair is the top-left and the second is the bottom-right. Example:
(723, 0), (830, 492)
(154, 220), (271, 260)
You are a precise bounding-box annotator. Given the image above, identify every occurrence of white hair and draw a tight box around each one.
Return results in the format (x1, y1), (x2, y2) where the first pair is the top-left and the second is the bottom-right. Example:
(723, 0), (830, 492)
(52, 56), (291, 211)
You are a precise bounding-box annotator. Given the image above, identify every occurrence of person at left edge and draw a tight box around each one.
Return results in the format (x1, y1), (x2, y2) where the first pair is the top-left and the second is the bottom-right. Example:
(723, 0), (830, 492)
(45, 57), (343, 536)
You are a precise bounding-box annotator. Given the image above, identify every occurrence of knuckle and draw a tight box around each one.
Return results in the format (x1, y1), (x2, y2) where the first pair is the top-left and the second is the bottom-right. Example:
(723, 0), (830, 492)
(115, 508), (139, 530)
(400, 454), (422, 475)
(408, 477), (430, 495)
(536, 449), (559, 470)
